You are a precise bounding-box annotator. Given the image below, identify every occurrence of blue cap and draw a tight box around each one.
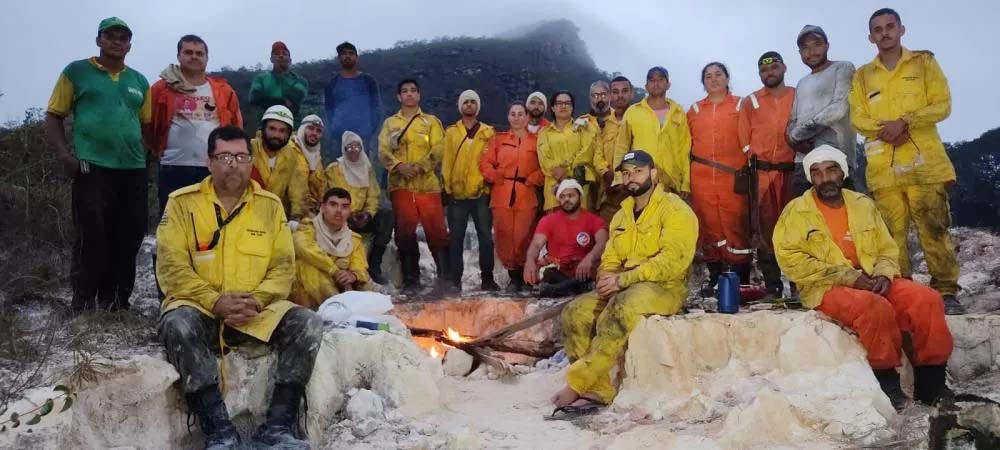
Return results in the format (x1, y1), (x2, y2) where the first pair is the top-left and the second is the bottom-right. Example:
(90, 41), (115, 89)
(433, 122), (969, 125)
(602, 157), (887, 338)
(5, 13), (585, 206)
(646, 66), (669, 81)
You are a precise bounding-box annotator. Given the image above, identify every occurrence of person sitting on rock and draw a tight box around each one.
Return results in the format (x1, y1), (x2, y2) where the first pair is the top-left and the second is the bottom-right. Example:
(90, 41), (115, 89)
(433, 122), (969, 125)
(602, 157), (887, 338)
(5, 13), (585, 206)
(309, 131), (393, 284)
(550, 150), (697, 419)
(157, 125), (322, 449)
(773, 145), (954, 410)
(292, 187), (372, 308)
(524, 179), (607, 298)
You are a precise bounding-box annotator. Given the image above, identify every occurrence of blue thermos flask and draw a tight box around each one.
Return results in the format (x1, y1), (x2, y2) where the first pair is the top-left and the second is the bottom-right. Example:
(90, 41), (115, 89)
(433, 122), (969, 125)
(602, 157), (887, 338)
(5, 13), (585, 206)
(717, 271), (740, 314)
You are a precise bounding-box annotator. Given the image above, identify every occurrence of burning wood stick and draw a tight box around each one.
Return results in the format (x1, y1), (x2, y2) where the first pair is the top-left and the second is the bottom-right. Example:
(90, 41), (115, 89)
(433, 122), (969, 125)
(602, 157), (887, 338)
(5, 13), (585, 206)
(465, 299), (570, 348)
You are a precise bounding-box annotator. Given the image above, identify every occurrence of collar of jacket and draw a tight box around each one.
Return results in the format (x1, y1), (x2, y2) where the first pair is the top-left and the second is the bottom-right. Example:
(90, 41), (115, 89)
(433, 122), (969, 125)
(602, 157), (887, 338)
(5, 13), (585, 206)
(869, 46), (920, 72)
(198, 177), (261, 207)
(618, 185), (666, 224)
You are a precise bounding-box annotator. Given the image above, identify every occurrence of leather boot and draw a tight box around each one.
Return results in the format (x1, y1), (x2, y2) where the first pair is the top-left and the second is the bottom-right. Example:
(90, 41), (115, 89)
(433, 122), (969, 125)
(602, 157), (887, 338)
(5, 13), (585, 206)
(398, 246), (421, 293)
(252, 383), (308, 449)
(914, 365), (951, 406)
(367, 244), (387, 285)
(873, 368), (909, 411)
(185, 386), (239, 450)
(701, 262), (724, 297)
(506, 269), (525, 294)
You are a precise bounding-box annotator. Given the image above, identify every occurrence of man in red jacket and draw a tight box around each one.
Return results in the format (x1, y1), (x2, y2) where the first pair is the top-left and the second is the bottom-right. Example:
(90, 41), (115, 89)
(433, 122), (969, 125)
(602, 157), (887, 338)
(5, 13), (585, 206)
(150, 34), (243, 217)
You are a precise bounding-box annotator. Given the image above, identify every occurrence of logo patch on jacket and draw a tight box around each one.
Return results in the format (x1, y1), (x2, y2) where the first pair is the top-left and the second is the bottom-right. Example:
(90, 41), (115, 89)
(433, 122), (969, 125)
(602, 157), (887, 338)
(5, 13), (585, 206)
(576, 232), (591, 247)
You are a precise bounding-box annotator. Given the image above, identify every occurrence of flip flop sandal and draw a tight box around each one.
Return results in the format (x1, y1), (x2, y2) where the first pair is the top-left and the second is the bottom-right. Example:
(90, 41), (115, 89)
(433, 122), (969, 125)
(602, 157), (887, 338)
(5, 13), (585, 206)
(544, 398), (604, 421)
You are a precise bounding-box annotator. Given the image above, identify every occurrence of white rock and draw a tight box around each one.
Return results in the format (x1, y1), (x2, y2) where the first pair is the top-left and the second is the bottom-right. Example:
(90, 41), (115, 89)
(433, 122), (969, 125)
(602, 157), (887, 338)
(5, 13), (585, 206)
(445, 428), (483, 449)
(352, 418), (381, 438)
(345, 389), (385, 421)
(443, 348), (474, 376)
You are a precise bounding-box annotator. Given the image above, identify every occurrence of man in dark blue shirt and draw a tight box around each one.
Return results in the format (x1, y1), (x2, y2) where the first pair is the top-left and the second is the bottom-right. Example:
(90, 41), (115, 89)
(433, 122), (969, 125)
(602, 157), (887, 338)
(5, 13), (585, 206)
(324, 42), (383, 182)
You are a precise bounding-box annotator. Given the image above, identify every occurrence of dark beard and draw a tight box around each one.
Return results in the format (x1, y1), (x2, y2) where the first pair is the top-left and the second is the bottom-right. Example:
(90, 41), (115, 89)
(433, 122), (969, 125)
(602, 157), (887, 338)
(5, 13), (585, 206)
(816, 181), (842, 201)
(628, 178), (653, 197)
(560, 202), (580, 214)
(265, 137), (288, 151)
(763, 76), (784, 88)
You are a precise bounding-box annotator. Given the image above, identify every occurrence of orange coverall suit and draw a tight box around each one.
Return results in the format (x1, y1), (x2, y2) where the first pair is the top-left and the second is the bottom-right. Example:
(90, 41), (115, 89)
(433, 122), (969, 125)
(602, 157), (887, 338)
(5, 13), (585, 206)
(738, 87), (797, 288)
(479, 131), (544, 269)
(687, 95), (751, 265)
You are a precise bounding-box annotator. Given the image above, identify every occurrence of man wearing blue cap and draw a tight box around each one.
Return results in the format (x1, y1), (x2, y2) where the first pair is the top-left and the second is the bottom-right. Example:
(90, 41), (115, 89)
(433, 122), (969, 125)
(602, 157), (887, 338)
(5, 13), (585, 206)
(45, 17), (152, 313)
(614, 67), (692, 197)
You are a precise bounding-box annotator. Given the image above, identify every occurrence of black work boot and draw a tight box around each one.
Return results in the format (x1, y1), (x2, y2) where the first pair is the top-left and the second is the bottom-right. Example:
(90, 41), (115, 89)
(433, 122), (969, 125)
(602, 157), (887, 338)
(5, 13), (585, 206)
(367, 244), (387, 285)
(506, 269), (525, 294)
(431, 249), (458, 295)
(733, 263), (752, 285)
(914, 365), (952, 406)
(942, 295), (966, 315)
(701, 262), (724, 297)
(253, 383), (308, 449)
(873, 368), (909, 411)
(398, 247), (421, 294)
(185, 386), (239, 450)
(481, 272), (500, 292)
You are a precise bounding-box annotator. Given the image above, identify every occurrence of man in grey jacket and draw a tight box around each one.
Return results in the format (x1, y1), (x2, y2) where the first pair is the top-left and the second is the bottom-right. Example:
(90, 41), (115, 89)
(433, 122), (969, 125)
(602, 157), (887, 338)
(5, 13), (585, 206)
(787, 25), (858, 195)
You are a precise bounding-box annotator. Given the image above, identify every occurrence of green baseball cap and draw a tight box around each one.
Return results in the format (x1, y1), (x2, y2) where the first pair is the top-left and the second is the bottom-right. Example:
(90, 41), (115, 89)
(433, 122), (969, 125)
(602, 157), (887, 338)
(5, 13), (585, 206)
(98, 17), (132, 35)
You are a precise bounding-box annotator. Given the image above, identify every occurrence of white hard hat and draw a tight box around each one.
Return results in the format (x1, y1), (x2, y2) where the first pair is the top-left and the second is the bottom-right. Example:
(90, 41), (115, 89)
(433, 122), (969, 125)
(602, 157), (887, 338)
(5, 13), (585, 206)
(261, 105), (294, 128)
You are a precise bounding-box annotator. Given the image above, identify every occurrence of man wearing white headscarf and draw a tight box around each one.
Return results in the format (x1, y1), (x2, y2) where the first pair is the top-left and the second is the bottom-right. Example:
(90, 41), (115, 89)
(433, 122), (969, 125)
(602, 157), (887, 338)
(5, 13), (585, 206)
(526, 91), (550, 134)
(293, 114), (325, 172)
(309, 130), (393, 284)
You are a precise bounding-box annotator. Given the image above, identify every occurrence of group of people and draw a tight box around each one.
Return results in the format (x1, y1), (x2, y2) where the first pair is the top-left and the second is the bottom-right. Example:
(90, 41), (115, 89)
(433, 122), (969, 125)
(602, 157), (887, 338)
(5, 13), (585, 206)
(44, 7), (961, 447)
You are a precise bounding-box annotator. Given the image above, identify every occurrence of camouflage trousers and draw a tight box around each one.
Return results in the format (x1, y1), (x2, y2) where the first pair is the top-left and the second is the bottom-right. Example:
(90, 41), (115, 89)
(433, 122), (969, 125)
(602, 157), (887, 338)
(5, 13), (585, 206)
(159, 306), (323, 394)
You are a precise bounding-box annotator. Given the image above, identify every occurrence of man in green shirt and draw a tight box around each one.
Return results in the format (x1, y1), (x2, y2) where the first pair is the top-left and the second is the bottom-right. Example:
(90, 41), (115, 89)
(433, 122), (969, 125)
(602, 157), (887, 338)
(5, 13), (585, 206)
(44, 17), (152, 313)
(249, 41), (309, 126)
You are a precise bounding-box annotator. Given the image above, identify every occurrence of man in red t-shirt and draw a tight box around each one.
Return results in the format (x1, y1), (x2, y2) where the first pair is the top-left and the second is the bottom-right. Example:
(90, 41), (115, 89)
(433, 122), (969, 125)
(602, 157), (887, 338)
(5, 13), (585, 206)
(525, 179), (608, 297)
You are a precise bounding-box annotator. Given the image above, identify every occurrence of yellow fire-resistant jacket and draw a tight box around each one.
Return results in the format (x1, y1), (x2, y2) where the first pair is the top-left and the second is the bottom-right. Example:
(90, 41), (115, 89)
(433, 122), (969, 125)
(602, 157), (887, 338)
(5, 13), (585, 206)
(290, 217), (370, 309)
(157, 178), (297, 342)
(602, 186), (698, 299)
(537, 121), (597, 210)
(849, 48), (955, 192)
(615, 97), (692, 193)
(442, 120), (495, 199)
(378, 109), (445, 193)
(250, 136), (310, 220)
(773, 189), (901, 309)
(585, 111), (623, 177)
(308, 162), (381, 216)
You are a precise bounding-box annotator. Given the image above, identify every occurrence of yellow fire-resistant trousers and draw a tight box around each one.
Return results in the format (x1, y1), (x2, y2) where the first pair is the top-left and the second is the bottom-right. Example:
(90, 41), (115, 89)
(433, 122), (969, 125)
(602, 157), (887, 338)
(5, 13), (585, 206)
(562, 282), (683, 404)
(873, 183), (959, 295)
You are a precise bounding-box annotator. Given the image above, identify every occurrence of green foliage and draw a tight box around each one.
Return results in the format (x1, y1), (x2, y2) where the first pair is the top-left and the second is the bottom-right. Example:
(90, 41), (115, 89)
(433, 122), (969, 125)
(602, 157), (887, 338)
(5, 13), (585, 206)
(0, 386), (76, 433)
(948, 129), (1000, 229)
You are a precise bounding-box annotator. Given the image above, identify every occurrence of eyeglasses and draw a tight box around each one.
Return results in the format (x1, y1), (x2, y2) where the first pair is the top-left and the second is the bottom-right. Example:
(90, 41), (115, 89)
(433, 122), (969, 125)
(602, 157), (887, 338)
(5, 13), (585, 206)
(345, 143), (363, 150)
(212, 153), (253, 164)
(554, 101), (573, 107)
(590, 92), (608, 99)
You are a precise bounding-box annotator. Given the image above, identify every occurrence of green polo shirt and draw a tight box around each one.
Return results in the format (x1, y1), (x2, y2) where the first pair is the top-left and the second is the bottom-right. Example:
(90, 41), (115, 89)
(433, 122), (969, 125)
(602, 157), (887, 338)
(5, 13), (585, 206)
(48, 57), (151, 169)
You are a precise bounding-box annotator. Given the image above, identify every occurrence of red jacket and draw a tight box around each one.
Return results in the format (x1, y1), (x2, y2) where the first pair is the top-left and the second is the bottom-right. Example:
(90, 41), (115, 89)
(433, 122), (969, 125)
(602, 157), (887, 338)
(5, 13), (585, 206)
(149, 76), (243, 157)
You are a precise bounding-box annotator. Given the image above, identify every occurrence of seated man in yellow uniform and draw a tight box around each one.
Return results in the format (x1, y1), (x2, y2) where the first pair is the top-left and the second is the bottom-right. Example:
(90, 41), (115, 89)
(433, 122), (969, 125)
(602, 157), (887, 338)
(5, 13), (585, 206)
(157, 125), (321, 449)
(292, 187), (372, 308)
(550, 150), (698, 419)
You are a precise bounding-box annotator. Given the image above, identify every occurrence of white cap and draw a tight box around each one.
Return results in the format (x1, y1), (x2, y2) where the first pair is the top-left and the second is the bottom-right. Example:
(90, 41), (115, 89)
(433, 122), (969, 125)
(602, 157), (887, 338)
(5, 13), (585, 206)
(458, 89), (481, 115)
(261, 105), (294, 128)
(803, 144), (849, 184)
(556, 179), (584, 198)
(527, 91), (547, 109)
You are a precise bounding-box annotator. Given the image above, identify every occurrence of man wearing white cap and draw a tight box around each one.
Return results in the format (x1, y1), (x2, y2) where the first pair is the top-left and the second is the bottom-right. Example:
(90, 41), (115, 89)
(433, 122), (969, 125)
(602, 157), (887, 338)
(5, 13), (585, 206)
(442, 89), (498, 292)
(250, 105), (309, 221)
(293, 114), (325, 174)
(524, 179), (607, 298)
(774, 144), (954, 410)
(526, 91), (550, 134)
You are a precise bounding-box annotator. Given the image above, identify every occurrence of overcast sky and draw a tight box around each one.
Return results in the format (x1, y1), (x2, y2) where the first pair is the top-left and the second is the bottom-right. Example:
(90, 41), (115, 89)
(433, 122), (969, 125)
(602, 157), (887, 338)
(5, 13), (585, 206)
(2, 0), (997, 141)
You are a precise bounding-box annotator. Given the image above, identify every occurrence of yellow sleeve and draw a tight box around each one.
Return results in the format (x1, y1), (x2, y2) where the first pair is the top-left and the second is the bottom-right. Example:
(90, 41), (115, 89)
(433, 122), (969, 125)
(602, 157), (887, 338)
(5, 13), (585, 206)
(593, 129), (611, 175)
(139, 87), (152, 123)
(536, 130), (559, 177)
(250, 204), (296, 306)
(377, 119), (401, 172)
(350, 235), (370, 284)
(773, 208), (861, 289)
(672, 110), (693, 193)
(849, 69), (883, 139)
(869, 202), (902, 279)
(618, 198), (698, 287)
(288, 153), (310, 219)
(573, 128), (597, 179)
(614, 113), (633, 165)
(902, 55), (951, 129)
(47, 74), (74, 117)
(156, 198), (221, 311)
(364, 172), (381, 216)
(599, 215), (624, 273)
(417, 117), (445, 173)
(307, 169), (327, 214)
(441, 128), (457, 194)
(293, 221), (336, 276)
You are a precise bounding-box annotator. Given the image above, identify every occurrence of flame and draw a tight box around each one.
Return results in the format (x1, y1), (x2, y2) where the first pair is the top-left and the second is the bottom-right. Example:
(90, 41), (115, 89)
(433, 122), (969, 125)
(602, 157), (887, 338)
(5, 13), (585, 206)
(446, 327), (471, 343)
(429, 345), (442, 359)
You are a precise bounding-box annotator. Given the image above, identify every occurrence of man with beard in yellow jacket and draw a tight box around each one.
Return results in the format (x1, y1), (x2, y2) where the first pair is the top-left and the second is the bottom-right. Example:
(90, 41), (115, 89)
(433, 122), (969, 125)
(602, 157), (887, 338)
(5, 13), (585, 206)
(157, 125), (321, 448)
(850, 8), (963, 314)
(614, 67), (692, 197)
(443, 89), (498, 292)
(549, 150), (697, 419)
(291, 187), (371, 309)
(250, 105), (309, 224)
